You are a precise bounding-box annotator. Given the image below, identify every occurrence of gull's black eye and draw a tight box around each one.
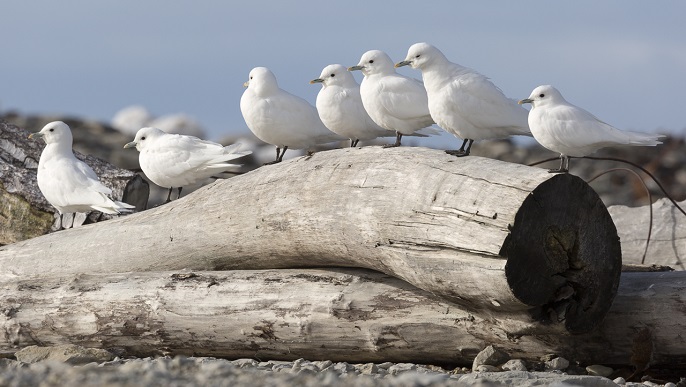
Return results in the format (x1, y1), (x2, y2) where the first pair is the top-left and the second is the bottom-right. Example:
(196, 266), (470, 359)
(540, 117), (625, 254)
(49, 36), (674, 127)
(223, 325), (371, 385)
(369, 60), (374, 64)
(539, 93), (545, 98)
(330, 73), (335, 77)
(250, 76), (253, 80)
(415, 54), (420, 58)
(141, 136), (146, 140)
(49, 128), (54, 132)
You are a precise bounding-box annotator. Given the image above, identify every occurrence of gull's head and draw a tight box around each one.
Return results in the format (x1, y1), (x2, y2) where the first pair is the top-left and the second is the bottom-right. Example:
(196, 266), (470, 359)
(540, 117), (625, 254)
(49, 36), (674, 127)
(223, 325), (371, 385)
(243, 67), (279, 96)
(396, 42), (444, 70)
(29, 121), (72, 145)
(311, 64), (355, 87)
(124, 127), (165, 151)
(518, 85), (563, 108)
(348, 50), (395, 77)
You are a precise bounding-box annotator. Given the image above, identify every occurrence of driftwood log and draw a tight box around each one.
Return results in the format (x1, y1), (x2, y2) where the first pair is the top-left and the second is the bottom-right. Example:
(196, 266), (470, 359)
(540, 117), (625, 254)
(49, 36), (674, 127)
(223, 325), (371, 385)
(1, 269), (684, 368)
(0, 120), (148, 244)
(0, 147), (621, 334)
(608, 198), (686, 269)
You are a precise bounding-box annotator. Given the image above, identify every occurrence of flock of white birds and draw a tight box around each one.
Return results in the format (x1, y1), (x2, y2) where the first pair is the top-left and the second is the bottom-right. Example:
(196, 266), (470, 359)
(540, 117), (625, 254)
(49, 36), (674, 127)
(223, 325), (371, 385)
(29, 42), (665, 217)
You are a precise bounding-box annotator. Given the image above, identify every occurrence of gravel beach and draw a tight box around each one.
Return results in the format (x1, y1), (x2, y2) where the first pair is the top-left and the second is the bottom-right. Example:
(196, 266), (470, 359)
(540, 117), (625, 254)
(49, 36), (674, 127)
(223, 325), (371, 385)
(0, 355), (648, 387)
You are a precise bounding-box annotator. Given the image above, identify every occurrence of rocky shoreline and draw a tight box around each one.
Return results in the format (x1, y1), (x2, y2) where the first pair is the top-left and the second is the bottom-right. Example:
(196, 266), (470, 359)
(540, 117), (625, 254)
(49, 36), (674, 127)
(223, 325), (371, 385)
(0, 355), (642, 387)
(2, 345), (683, 386)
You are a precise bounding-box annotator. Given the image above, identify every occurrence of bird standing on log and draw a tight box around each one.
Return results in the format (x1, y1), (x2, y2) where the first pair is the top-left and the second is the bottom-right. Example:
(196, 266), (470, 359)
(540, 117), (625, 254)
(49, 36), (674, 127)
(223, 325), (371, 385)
(311, 64), (438, 147)
(311, 64), (399, 148)
(30, 121), (135, 216)
(519, 85), (664, 173)
(348, 50), (435, 148)
(396, 42), (531, 157)
(124, 127), (251, 202)
(240, 67), (344, 164)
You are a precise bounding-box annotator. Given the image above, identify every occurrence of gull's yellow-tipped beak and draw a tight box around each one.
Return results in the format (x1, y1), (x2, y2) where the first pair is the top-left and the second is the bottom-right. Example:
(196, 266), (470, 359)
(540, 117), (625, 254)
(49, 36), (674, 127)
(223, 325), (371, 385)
(518, 98), (533, 105)
(395, 60), (412, 68)
(28, 132), (43, 139)
(310, 78), (324, 84)
(243, 81), (249, 88)
(123, 141), (137, 149)
(348, 65), (364, 72)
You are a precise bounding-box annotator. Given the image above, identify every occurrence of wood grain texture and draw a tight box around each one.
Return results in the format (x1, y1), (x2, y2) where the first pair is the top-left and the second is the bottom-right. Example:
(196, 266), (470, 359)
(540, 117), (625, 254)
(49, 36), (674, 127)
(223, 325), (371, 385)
(1, 269), (683, 368)
(0, 147), (621, 332)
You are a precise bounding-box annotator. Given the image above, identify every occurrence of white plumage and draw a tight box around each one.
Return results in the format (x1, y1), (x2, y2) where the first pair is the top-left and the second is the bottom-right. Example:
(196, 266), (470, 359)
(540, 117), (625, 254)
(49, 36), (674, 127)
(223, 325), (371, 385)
(124, 127), (251, 201)
(30, 121), (134, 215)
(311, 64), (391, 147)
(519, 85), (664, 172)
(397, 42), (530, 156)
(240, 67), (344, 163)
(349, 50), (434, 147)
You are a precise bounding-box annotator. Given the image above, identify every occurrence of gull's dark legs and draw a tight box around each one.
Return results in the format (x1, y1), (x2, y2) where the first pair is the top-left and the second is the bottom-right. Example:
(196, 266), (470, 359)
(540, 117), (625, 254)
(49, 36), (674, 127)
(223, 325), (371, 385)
(264, 146), (288, 165)
(277, 146), (288, 162)
(177, 187), (183, 200)
(445, 139), (474, 157)
(382, 132), (402, 148)
(351, 139), (359, 147)
(165, 187), (173, 203)
(548, 155), (570, 173)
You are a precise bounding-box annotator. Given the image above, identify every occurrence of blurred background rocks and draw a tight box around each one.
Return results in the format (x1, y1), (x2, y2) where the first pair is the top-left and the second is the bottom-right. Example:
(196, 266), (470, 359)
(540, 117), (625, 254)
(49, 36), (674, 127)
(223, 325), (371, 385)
(1, 109), (684, 244)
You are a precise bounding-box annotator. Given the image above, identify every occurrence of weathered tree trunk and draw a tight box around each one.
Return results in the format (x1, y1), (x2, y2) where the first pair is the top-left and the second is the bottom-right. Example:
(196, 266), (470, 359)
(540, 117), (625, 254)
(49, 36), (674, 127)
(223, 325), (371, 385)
(0, 120), (148, 244)
(0, 147), (621, 334)
(1, 269), (683, 368)
(609, 198), (686, 270)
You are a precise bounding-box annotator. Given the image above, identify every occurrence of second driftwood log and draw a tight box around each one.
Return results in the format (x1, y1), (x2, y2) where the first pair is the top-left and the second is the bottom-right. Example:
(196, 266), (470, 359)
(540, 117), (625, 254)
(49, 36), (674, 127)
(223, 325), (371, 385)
(2, 269), (683, 368)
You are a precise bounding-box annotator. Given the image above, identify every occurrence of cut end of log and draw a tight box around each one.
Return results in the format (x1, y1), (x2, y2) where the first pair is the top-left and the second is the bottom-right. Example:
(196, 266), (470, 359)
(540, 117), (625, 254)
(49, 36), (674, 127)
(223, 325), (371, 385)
(502, 173), (622, 334)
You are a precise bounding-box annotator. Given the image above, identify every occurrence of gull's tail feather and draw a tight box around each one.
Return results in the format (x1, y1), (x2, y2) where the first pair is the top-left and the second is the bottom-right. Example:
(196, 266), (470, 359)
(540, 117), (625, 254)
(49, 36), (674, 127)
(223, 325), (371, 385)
(93, 194), (136, 214)
(208, 162), (244, 170)
(408, 126), (443, 138)
(622, 131), (665, 146)
(218, 143), (253, 162)
(114, 201), (136, 213)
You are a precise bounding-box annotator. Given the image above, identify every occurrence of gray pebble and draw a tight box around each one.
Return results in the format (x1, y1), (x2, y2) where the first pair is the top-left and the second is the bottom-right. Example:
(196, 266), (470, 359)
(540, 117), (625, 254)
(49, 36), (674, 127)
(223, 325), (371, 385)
(232, 358), (257, 368)
(544, 357), (570, 371)
(387, 363), (417, 375)
(377, 361), (393, 370)
(502, 359), (527, 371)
(313, 360), (332, 370)
(586, 364), (614, 377)
(357, 363), (378, 375)
(332, 362), (353, 373)
(474, 364), (500, 372)
(472, 345), (510, 371)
